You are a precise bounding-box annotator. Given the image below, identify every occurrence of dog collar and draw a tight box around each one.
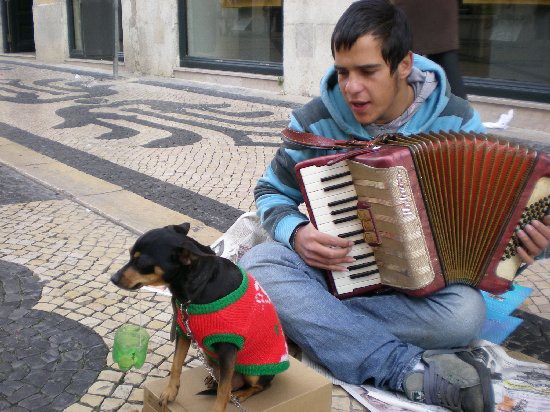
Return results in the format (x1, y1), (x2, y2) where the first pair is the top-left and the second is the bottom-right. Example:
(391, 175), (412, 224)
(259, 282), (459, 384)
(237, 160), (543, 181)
(175, 266), (248, 315)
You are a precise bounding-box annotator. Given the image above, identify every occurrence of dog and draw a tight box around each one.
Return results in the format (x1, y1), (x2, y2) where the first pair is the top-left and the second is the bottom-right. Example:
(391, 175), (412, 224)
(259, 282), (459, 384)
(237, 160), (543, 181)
(111, 223), (289, 412)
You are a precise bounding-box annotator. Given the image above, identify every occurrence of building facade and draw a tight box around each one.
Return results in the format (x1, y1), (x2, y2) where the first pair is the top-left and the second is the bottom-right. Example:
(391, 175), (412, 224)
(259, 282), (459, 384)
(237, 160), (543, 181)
(1, 0), (549, 103)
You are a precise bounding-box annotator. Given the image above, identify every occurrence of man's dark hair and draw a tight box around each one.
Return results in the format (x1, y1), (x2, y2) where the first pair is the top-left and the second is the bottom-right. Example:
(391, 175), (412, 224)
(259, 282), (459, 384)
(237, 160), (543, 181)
(331, 0), (412, 73)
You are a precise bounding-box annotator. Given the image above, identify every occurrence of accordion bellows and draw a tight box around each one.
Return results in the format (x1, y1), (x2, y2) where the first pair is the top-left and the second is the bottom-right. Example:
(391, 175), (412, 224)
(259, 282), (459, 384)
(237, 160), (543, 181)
(295, 131), (550, 298)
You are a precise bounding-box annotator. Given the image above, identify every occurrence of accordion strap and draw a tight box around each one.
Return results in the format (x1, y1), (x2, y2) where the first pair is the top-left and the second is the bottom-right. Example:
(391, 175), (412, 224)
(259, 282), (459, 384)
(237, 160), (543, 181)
(281, 128), (383, 150)
(281, 128), (387, 165)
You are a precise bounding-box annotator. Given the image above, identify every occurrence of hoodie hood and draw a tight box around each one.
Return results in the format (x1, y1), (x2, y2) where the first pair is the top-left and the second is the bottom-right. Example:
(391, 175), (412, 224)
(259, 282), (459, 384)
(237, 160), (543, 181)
(319, 54), (451, 140)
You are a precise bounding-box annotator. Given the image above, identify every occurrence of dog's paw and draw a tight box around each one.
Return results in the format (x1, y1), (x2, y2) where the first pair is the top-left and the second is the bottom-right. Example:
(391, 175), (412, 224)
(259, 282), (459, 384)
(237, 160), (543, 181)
(159, 384), (179, 410)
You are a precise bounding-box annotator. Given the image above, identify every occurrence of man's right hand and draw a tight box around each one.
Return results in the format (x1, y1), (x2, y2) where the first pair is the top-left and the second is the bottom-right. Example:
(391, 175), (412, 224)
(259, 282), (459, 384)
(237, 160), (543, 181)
(293, 223), (354, 271)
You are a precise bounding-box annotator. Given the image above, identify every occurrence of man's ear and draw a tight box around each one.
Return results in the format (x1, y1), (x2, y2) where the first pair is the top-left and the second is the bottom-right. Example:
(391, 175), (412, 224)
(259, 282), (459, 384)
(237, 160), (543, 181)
(397, 51), (413, 80)
(173, 223), (190, 235)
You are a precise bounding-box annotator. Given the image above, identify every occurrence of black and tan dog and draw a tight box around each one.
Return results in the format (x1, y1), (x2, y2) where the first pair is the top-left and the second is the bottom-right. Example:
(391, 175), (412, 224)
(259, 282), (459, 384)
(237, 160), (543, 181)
(111, 223), (289, 412)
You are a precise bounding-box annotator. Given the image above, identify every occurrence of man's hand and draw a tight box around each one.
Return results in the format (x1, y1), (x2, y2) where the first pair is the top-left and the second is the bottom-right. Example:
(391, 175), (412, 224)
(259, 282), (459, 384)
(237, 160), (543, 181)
(293, 223), (354, 271)
(516, 215), (550, 265)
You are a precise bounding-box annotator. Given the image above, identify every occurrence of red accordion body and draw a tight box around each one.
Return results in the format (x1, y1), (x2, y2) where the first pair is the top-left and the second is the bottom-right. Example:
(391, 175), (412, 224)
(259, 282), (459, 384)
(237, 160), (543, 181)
(295, 131), (550, 298)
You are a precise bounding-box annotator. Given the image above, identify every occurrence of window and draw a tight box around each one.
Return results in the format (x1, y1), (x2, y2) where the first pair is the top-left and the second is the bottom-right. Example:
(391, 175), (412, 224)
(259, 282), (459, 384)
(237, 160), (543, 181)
(180, 0), (283, 75)
(459, 1), (550, 102)
(68, 0), (123, 60)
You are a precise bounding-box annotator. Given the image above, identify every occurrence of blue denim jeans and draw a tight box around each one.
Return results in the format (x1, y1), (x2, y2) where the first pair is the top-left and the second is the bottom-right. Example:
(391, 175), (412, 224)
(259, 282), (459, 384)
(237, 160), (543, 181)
(239, 242), (486, 390)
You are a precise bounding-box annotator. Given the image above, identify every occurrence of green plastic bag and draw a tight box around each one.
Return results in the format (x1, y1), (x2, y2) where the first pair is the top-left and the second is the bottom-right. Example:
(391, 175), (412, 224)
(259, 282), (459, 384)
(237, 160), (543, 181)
(113, 324), (150, 371)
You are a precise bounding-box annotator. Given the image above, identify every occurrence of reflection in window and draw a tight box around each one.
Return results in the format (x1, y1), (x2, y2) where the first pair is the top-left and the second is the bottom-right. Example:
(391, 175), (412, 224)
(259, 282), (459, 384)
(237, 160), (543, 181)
(72, 0), (83, 51)
(459, 2), (550, 87)
(186, 0), (283, 63)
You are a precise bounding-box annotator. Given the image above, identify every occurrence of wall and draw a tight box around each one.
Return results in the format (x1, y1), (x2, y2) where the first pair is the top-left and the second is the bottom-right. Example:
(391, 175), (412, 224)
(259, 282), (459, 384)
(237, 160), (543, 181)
(32, 0), (69, 62)
(121, 0), (179, 76)
(283, 0), (353, 96)
(0, 1), (4, 52)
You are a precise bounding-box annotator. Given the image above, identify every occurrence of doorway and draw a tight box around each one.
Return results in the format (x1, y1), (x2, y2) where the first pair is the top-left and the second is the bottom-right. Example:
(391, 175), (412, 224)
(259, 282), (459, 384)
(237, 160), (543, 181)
(2, 0), (35, 53)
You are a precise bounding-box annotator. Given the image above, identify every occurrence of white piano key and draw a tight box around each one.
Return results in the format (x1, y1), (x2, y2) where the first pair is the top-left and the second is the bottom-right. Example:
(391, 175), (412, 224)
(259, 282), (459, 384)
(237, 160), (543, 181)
(314, 210), (359, 226)
(311, 200), (358, 219)
(303, 181), (355, 201)
(331, 255), (377, 276)
(317, 219), (363, 236)
(299, 163), (350, 178)
(306, 186), (357, 203)
(334, 274), (382, 294)
(302, 173), (353, 192)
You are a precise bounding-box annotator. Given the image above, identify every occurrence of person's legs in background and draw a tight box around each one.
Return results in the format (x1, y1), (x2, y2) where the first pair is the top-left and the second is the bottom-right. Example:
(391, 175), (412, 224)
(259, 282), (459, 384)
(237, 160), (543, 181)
(429, 49), (467, 99)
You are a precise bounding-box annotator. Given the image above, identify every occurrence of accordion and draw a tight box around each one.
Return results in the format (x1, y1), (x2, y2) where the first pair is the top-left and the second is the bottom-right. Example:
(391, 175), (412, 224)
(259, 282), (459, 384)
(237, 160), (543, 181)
(293, 130), (550, 299)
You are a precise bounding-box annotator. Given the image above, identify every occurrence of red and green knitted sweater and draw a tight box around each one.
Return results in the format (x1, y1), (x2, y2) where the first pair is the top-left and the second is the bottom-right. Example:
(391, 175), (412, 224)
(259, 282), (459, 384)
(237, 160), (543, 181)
(175, 266), (289, 376)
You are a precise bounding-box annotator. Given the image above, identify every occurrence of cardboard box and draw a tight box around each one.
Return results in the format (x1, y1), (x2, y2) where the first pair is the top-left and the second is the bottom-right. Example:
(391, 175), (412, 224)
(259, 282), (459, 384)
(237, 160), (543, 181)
(143, 357), (332, 412)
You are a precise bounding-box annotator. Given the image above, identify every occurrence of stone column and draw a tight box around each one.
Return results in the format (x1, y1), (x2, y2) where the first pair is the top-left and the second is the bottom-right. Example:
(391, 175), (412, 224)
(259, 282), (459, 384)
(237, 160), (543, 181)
(121, 0), (179, 77)
(283, 0), (353, 97)
(32, 0), (69, 62)
(0, 1), (5, 52)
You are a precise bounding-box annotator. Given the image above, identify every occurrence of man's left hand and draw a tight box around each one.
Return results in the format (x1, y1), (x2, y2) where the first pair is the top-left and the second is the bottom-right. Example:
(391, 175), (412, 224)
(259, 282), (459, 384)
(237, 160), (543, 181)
(516, 214), (550, 265)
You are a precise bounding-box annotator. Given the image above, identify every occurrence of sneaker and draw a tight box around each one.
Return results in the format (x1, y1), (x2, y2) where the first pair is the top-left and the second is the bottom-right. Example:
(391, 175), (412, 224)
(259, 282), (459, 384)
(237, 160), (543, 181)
(403, 349), (494, 412)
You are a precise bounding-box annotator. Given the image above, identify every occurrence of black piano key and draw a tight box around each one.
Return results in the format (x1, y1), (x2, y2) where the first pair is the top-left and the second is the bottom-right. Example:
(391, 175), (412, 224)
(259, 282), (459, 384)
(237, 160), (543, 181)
(333, 215), (357, 224)
(353, 239), (365, 245)
(338, 229), (363, 238)
(348, 261), (377, 271)
(328, 196), (358, 207)
(324, 181), (353, 192)
(331, 205), (357, 215)
(349, 269), (379, 279)
(321, 171), (351, 182)
(353, 253), (374, 260)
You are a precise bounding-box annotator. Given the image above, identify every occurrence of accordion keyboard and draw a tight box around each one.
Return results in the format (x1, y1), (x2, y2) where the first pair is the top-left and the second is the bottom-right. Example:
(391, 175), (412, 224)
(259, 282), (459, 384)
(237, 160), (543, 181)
(299, 162), (381, 295)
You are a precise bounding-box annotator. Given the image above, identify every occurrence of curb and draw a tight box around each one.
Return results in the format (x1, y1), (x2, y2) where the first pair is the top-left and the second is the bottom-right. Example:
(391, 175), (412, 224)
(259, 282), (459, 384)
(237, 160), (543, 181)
(0, 137), (222, 245)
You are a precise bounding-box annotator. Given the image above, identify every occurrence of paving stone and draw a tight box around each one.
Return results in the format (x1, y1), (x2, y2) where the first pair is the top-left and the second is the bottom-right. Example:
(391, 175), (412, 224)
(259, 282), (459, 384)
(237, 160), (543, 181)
(112, 384), (133, 400)
(100, 397), (125, 411)
(88, 381), (115, 396)
(79, 394), (104, 408)
(64, 403), (92, 412)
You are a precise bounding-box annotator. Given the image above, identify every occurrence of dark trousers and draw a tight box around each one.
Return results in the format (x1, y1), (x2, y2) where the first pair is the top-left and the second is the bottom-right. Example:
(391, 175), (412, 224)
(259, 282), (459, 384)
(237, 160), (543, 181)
(428, 50), (467, 100)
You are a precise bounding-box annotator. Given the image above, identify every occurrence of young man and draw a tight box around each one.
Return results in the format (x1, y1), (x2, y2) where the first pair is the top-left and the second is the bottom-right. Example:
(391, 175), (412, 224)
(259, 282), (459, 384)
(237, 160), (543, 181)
(240, 1), (550, 411)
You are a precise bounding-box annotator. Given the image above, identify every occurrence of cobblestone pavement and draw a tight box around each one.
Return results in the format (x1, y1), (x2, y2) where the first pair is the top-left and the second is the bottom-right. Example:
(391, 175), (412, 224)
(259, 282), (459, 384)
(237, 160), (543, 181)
(0, 57), (549, 411)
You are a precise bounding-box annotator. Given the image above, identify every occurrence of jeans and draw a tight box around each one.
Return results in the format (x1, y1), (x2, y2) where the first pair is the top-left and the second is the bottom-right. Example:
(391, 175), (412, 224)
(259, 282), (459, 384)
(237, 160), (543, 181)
(239, 241), (486, 390)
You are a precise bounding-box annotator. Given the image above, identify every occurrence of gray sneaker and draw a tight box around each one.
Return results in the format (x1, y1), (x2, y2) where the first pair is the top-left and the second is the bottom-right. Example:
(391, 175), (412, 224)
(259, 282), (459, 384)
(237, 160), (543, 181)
(403, 349), (494, 412)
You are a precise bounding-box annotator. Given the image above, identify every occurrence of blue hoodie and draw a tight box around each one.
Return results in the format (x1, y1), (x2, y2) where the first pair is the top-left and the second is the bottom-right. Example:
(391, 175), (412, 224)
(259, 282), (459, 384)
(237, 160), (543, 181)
(255, 54), (485, 247)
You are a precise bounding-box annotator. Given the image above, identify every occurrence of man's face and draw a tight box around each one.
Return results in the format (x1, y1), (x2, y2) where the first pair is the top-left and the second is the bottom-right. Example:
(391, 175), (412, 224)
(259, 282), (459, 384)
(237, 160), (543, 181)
(334, 34), (412, 125)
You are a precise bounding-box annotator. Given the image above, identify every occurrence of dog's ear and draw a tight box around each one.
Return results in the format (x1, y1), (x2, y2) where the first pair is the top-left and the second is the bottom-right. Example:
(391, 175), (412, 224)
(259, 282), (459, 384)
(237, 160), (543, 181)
(173, 223), (190, 235)
(178, 238), (216, 265)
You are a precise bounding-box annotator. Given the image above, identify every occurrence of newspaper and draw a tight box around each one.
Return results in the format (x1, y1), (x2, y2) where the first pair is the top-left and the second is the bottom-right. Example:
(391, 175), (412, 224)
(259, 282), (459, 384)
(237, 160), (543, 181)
(304, 340), (550, 412)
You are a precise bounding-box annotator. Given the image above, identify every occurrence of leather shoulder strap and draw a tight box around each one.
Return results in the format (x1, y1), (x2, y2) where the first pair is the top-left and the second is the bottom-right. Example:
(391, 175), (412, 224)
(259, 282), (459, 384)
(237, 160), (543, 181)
(281, 128), (382, 150)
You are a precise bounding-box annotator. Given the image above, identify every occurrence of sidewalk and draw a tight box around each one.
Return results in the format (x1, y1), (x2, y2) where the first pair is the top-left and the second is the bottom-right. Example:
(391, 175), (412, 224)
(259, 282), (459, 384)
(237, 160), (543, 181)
(0, 56), (548, 411)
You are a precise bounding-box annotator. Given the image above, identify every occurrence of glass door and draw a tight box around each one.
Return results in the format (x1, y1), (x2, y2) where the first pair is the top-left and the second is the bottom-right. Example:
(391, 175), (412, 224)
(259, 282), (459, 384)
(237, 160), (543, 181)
(69, 0), (123, 60)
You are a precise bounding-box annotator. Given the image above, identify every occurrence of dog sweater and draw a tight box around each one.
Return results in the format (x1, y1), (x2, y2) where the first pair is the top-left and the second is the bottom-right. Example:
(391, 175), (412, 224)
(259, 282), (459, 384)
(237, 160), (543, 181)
(175, 266), (290, 376)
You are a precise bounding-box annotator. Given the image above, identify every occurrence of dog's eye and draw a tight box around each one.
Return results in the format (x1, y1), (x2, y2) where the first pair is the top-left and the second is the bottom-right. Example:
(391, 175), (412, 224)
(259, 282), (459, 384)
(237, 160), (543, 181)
(138, 265), (155, 274)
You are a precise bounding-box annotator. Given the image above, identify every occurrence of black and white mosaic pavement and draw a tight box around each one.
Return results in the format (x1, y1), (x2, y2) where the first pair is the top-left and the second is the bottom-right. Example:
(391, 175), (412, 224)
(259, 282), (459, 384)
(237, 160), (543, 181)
(504, 310), (550, 364)
(0, 164), (63, 206)
(0, 260), (107, 411)
(0, 122), (243, 231)
(0, 60), (548, 410)
(0, 60), (299, 228)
